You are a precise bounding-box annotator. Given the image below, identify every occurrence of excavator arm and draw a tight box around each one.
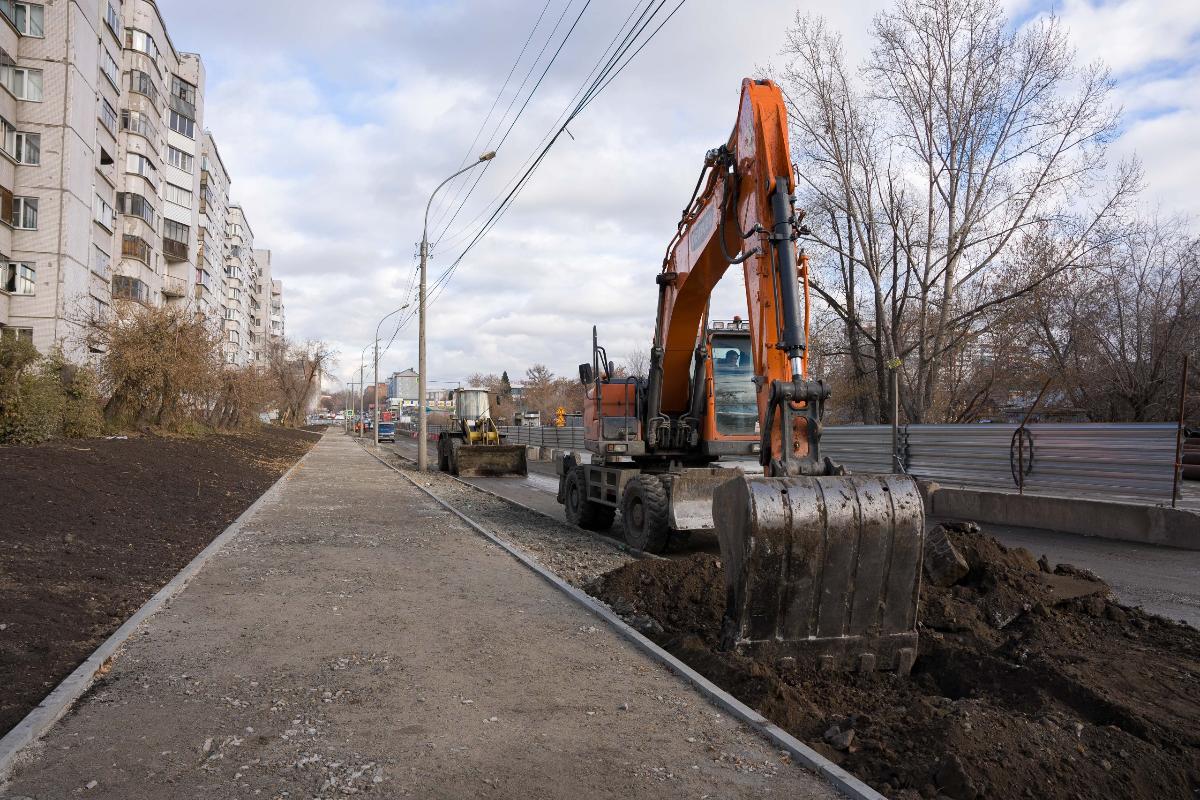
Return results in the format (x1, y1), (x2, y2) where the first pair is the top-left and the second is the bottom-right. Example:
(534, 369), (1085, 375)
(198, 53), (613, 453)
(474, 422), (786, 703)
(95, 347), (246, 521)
(647, 80), (830, 475)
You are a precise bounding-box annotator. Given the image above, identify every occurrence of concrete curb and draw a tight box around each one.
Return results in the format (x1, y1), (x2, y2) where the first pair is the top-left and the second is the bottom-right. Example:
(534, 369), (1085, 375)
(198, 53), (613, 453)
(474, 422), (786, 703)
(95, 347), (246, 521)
(0, 439), (318, 785)
(360, 443), (885, 800)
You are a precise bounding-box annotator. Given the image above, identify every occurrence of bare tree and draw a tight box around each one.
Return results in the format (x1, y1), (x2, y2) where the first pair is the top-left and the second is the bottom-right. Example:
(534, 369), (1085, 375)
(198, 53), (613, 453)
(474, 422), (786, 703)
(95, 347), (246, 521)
(781, 0), (1138, 422)
(267, 339), (336, 427)
(1021, 215), (1200, 421)
(623, 349), (651, 380)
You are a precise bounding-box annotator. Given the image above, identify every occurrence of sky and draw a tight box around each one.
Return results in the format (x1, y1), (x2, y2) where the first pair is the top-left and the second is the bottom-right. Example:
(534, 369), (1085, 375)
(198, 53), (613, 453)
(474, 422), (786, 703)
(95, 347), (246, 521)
(156, 0), (1200, 391)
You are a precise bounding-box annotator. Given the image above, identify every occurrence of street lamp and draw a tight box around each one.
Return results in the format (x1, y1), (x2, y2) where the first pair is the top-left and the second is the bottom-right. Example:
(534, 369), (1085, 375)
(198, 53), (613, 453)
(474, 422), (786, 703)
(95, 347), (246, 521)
(373, 302), (410, 447)
(417, 150), (496, 471)
(357, 343), (372, 439)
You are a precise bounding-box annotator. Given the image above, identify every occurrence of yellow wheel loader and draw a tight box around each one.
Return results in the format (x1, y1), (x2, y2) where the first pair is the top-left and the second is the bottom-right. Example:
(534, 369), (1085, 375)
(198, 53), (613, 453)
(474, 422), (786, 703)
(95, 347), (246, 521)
(437, 388), (528, 477)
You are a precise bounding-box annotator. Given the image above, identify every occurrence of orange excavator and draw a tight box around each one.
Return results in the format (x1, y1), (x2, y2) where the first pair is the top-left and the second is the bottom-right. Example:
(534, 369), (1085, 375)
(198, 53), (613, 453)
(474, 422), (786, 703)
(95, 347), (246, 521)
(556, 79), (925, 673)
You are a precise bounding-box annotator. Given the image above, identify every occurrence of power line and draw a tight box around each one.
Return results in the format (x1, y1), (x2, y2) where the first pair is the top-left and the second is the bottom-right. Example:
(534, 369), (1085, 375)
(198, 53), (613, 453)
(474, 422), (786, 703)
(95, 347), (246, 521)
(431, 0), (594, 243)
(430, 0), (691, 295)
(424, 0), (556, 232)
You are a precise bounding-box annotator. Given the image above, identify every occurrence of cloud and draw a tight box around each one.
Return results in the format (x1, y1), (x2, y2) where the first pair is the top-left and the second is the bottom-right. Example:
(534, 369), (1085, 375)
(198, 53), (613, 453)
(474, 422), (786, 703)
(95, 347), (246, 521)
(157, 0), (1199, 389)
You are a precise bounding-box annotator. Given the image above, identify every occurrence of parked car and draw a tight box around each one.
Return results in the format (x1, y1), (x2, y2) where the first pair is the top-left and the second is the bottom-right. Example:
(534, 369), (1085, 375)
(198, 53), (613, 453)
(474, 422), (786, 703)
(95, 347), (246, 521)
(377, 421), (396, 443)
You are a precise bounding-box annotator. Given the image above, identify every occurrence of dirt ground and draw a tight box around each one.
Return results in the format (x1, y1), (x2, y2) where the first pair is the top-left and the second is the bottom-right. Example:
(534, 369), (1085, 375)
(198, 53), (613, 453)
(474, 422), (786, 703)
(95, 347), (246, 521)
(588, 526), (1200, 800)
(0, 426), (319, 737)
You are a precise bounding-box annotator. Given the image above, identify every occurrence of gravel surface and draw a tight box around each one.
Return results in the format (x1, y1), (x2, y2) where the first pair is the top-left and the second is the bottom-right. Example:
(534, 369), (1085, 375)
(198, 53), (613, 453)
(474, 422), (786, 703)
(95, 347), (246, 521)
(382, 450), (637, 587)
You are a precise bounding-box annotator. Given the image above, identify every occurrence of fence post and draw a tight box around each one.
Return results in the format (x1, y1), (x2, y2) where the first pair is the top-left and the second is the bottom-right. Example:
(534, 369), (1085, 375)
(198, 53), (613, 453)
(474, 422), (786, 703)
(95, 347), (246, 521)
(1173, 354), (1190, 509)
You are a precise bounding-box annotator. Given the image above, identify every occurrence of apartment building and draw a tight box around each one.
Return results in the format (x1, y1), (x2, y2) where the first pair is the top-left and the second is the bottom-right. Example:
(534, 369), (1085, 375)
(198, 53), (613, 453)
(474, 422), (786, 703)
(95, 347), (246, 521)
(0, 0), (285, 363)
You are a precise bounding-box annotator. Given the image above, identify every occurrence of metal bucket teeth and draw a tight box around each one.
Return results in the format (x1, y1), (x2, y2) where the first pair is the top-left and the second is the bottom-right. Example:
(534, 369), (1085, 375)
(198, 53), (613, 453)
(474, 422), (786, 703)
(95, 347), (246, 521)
(714, 474), (925, 673)
(453, 445), (529, 477)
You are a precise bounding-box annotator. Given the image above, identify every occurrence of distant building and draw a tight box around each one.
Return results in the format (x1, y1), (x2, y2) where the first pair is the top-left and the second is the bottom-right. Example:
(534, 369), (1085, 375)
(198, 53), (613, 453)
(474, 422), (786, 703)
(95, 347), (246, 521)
(388, 368), (419, 404)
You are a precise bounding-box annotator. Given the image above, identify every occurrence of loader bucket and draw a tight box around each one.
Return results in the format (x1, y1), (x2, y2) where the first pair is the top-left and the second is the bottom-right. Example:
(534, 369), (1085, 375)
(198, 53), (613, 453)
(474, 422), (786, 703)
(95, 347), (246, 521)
(452, 444), (529, 477)
(713, 474), (924, 673)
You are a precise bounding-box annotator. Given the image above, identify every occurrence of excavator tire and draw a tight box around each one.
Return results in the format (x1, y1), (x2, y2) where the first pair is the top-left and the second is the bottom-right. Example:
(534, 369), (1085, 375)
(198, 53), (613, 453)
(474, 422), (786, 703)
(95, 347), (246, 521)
(621, 475), (671, 554)
(437, 437), (450, 472)
(564, 467), (615, 532)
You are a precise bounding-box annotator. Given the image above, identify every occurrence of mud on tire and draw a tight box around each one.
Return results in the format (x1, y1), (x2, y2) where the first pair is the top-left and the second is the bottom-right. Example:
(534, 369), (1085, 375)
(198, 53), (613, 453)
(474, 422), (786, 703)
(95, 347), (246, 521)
(564, 466), (615, 531)
(621, 474), (671, 554)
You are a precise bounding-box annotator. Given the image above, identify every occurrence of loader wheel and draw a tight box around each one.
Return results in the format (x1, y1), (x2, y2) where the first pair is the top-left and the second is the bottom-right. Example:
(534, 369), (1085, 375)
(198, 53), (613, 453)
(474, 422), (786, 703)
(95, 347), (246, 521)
(621, 475), (671, 554)
(564, 467), (615, 532)
(437, 438), (450, 472)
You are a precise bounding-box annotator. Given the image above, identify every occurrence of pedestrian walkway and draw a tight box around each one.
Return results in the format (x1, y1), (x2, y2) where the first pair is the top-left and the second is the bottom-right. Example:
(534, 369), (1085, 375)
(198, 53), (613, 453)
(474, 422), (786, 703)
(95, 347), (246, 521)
(2, 434), (838, 799)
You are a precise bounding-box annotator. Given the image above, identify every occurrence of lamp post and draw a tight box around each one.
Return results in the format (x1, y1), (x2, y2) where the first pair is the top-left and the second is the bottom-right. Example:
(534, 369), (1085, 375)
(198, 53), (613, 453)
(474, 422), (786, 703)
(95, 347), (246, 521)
(357, 343), (372, 439)
(373, 303), (410, 447)
(417, 150), (496, 471)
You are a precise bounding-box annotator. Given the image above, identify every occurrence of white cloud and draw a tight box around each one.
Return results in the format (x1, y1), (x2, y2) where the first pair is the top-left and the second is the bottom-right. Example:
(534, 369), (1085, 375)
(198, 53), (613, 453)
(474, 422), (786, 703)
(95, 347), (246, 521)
(157, 0), (1199, 389)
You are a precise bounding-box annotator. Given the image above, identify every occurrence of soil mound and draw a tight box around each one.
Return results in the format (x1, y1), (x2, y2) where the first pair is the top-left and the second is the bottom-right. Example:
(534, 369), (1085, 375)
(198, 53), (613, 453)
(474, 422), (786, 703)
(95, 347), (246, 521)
(587, 526), (1200, 799)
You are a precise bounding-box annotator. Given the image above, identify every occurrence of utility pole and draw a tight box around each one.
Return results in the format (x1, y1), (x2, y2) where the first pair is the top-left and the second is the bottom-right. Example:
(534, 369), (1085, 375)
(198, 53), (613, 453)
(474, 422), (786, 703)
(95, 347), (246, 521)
(418, 150), (495, 471)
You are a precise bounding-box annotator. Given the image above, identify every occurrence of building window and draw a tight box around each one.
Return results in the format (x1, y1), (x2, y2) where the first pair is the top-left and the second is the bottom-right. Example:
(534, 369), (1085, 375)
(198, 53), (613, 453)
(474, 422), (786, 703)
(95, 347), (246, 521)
(12, 131), (37, 164)
(164, 181), (191, 207)
(166, 144), (193, 172)
(1, 261), (34, 294)
(170, 75), (196, 119)
(0, 326), (33, 343)
(99, 98), (118, 135)
(112, 274), (149, 304)
(104, 3), (119, 36)
(126, 152), (158, 186)
(11, 196), (36, 229)
(1, 65), (42, 101)
(100, 47), (119, 89)
(92, 244), (112, 278)
(94, 194), (115, 230)
(168, 109), (195, 139)
(227, 329), (239, 343)
(117, 192), (155, 227)
(120, 109), (156, 141)
(127, 69), (158, 104)
(11, 3), (43, 36)
(121, 234), (151, 264)
(125, 28), (158, 61)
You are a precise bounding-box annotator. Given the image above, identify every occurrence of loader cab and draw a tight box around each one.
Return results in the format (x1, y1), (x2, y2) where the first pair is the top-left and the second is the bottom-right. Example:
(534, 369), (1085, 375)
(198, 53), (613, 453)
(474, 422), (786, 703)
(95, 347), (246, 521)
(700, 319), (760, 457)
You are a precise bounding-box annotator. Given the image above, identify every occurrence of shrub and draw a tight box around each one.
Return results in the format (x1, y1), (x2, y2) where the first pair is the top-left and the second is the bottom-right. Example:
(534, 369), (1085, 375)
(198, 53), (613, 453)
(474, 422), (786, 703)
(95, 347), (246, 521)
(0, 338), (104, 445)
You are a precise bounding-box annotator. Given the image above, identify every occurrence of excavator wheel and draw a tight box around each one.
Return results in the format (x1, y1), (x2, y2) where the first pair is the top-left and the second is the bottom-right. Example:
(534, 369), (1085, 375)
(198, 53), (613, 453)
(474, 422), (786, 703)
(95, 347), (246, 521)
(621, 475), (671, 554)
(564, 467), (615, 532)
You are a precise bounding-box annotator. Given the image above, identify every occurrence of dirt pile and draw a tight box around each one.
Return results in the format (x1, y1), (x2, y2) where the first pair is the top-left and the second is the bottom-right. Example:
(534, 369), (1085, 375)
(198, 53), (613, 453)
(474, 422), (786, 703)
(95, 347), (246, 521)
(587, 525), (1200, 799)
(0, 427), (318, 737)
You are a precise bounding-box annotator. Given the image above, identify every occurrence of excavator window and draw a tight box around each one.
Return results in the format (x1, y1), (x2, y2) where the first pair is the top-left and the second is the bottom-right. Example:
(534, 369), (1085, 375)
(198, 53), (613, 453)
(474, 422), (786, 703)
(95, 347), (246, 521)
(711, 334), (756, 435)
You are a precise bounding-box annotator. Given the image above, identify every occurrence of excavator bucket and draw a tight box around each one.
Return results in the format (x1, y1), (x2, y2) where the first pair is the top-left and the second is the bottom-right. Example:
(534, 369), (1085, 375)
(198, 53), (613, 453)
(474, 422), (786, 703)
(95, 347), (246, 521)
(667, 468), (739, 530)
(713, 473), (925, 673)
(452, 444), (528, 478)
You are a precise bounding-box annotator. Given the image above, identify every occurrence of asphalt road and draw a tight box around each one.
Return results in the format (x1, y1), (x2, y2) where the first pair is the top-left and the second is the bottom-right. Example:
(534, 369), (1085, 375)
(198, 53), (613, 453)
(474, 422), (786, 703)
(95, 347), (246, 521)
(389, 437), (1200, 627)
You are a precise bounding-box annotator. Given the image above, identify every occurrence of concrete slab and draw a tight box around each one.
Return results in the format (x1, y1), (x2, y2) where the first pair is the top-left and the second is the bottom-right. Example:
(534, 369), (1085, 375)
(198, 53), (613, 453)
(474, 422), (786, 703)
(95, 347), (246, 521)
(1, 434), (838, 799)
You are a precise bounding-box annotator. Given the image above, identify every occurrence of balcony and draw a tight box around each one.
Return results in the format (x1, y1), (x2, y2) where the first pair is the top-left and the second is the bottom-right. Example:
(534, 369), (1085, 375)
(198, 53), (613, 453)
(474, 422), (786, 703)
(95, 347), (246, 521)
(161, 274), (188, 297)
(163, 236), (188, 262)
(122, 235), (152, 264)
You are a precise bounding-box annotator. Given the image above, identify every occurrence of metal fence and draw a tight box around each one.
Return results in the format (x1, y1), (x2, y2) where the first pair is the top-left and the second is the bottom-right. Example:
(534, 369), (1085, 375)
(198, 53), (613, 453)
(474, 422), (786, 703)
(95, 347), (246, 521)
(497, 426), (586, 449)
(394, 420), (1187, 506)
(822, 423), (1184, 505)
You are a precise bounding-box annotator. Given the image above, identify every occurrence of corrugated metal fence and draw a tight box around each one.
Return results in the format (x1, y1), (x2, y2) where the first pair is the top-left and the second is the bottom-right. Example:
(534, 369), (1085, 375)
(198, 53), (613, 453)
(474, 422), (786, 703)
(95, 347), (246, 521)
(823, 423), (1184, 505)
(397, 421), (1187, 505)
